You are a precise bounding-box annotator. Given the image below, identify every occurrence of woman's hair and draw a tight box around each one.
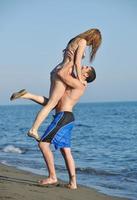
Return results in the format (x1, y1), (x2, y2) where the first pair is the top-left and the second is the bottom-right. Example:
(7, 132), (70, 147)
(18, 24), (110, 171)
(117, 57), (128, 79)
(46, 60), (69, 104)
(69, 29), (102, 62)
(86, 66), (96, 83)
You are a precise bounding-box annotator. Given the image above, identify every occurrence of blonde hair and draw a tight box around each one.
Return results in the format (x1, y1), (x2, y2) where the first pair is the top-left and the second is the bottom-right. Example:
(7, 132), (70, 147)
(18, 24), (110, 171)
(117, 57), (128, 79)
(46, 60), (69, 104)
(69, 28), (102, 62)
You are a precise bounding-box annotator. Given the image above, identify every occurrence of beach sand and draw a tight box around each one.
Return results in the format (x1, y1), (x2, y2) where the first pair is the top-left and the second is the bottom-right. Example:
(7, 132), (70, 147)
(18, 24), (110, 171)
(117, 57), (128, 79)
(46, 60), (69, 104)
(0, 163), (128, 200)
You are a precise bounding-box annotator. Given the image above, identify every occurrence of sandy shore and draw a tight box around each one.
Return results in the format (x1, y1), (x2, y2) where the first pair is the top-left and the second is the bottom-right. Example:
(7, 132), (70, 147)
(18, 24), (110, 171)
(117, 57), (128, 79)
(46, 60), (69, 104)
(0, 163), (128, 200)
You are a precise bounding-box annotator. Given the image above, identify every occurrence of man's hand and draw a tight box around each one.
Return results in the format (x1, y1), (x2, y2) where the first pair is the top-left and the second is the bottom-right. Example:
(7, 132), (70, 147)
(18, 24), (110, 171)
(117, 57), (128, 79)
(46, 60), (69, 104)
(79, 78), (87, 86)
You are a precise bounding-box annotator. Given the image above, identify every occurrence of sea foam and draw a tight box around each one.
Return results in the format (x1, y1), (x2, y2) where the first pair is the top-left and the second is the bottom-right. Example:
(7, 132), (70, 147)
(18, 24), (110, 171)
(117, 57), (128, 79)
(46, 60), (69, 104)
(3, 145), (23, 154)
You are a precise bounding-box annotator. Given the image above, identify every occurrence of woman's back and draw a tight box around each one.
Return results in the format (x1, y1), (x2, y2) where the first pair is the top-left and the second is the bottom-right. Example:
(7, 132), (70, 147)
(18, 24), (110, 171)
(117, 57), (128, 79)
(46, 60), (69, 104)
(52, 37), (84, 72)
(63, 37), (82, 62)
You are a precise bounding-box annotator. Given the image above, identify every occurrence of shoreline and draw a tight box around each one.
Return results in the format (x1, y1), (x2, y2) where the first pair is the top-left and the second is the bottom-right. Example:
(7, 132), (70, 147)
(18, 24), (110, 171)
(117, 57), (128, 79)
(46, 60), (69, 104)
(0, 163), (128, 200)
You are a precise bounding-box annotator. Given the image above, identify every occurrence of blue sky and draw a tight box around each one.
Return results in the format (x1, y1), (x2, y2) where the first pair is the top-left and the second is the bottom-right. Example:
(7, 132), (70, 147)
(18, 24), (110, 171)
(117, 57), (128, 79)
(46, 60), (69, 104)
(0, 0), (137, 104)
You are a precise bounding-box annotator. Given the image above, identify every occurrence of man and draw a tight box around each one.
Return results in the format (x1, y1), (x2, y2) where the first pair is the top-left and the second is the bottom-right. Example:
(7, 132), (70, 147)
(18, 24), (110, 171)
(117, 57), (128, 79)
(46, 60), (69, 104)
(10, 66), (96, 189)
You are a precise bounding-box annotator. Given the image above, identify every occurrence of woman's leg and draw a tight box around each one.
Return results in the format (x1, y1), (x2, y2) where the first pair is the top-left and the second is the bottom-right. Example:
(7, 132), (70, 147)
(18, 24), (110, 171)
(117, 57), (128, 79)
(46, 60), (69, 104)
(20, 92), (49, 106)
(60, 148), (77, 189)
(28, 62), (73, 139)
(10, 90), (49, 106)
(29, 76), (66, 133)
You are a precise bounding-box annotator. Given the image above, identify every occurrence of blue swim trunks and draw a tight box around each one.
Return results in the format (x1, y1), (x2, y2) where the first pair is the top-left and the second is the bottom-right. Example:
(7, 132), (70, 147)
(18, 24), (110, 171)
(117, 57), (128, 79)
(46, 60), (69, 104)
(40, 111), (75, 150)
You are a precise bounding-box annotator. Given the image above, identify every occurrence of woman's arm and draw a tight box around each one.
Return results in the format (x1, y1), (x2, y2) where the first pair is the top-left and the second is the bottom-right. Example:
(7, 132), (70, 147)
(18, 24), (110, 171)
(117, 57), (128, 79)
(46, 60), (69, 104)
(74, 39), (87, 83)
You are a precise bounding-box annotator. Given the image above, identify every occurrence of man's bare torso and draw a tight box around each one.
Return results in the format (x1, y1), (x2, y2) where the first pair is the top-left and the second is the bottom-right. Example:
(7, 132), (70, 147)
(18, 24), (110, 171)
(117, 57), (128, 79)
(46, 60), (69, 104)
(56, 86), (85, 113)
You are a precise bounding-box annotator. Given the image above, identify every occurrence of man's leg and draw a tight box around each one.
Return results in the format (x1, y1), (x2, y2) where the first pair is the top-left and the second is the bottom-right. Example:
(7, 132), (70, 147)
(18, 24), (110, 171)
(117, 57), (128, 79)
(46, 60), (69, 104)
(38, 142), (58, 185)
(60, 147), (77, 189)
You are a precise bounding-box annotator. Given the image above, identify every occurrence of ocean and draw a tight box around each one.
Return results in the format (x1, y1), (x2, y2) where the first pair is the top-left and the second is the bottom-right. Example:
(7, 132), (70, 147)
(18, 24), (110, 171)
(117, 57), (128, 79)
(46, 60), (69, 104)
(0, 102), (137, 200)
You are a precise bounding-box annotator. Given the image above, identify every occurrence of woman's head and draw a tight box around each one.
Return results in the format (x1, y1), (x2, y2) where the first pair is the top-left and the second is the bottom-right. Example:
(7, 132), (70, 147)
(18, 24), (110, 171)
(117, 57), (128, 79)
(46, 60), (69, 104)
(77, 28), (102, 62)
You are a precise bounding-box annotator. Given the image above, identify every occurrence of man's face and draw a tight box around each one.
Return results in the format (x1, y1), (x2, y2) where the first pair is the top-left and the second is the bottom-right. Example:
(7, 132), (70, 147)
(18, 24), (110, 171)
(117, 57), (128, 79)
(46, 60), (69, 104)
(81, 66), (91, 78)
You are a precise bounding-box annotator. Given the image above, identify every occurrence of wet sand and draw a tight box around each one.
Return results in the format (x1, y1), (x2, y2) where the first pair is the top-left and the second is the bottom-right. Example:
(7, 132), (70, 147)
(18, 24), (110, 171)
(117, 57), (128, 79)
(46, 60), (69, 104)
(0, 163), (128, 200)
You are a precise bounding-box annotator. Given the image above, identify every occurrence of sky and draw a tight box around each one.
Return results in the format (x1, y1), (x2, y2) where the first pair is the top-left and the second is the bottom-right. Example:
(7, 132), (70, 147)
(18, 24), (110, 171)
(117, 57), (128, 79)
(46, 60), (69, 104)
(0, 0), (137, 105)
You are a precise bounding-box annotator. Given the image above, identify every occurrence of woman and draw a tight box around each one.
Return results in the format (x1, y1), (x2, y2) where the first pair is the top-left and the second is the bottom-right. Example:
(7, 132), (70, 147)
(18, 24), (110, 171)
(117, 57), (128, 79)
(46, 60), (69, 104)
(11, 28), (102, 141)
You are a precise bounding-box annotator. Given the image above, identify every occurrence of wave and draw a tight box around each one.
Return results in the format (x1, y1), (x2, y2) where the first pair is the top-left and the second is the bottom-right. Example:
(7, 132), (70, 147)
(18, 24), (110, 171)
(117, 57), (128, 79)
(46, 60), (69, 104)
(55, 164), (119, 177)
(1, 145), (25, 154)
(76, 123), (92, 128)
(76, 167), (119, 177)
(0, 160), (8, 165)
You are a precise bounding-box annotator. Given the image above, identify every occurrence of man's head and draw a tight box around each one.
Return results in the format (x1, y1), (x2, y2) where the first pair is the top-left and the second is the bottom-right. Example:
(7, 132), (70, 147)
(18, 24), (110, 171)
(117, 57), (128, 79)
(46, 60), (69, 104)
(81, 66), (96, 83)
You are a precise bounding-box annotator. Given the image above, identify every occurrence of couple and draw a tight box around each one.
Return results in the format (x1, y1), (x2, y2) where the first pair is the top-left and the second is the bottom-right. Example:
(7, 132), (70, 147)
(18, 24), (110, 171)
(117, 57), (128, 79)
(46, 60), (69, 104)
(10, 28), (101, 189)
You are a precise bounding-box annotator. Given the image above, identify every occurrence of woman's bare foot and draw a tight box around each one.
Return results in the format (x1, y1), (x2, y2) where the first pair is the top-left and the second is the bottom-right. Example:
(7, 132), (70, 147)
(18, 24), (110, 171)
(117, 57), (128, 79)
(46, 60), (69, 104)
(10, 89), (27, 101)
(38, 177), (58, 186)
(27, 128), (40, 142)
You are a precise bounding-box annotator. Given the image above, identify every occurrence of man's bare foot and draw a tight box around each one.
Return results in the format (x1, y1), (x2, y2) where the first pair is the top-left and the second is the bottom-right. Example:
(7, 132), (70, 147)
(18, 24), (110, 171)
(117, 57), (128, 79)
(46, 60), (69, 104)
(38, 177), (58, 186)
(27, 128), (40, 142)
(66, 183), (77, 189)
(10, 89), (27, 101)
(67, 175), (77, 189)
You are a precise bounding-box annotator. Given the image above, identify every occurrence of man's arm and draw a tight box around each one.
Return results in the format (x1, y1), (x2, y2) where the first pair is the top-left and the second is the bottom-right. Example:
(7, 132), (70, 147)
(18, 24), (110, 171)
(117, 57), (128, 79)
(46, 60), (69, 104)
(57, 70), (85, 89)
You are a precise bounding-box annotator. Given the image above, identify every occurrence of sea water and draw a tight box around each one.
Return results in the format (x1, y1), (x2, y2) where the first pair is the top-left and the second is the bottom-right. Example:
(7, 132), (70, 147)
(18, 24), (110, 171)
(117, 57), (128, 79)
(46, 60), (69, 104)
(0, 102), (137, 200)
